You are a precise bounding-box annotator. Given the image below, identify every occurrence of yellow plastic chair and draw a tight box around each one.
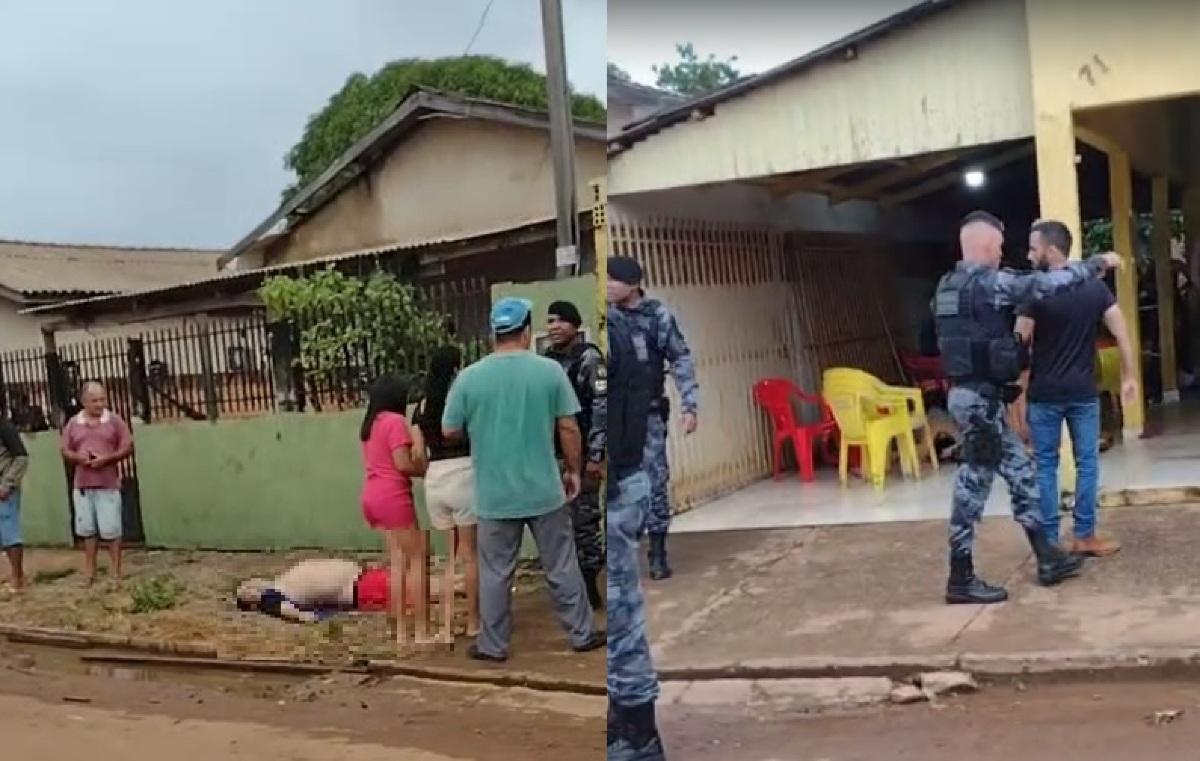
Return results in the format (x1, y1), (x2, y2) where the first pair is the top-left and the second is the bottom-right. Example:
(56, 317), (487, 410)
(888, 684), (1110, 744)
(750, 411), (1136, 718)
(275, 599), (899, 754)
(824, 367), (940, 477)
(1096, 345), (1121, 402)
(823, 371), (919, 491)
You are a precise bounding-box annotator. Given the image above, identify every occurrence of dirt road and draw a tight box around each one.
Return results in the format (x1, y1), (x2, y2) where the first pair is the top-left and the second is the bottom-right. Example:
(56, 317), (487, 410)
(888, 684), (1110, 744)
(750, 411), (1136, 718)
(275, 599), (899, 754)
(662, 678), (1200, 760)
(1, 648), (602, 760)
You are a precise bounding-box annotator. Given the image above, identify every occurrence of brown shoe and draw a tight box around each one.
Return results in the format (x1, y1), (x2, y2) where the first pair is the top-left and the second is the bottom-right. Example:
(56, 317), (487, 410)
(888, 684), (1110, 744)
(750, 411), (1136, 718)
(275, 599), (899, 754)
(1070, 534), (1121, 557)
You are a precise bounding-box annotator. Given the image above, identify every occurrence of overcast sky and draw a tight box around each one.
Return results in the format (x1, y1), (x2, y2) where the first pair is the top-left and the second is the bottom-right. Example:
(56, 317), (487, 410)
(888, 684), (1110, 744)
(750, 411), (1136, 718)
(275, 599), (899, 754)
(0, 0), (605, 249)
(609, 0), (920, 86)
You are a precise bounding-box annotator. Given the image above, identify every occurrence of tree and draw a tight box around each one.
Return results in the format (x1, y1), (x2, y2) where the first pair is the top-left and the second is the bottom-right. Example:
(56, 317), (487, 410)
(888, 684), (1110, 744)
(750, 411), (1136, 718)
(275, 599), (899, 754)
(259, 268), (467, 397)
(608, 62), (632, 82)
(652, 43), (742, 97)
(1083, 212), (1184, 261)
(282, 56), (606, 201)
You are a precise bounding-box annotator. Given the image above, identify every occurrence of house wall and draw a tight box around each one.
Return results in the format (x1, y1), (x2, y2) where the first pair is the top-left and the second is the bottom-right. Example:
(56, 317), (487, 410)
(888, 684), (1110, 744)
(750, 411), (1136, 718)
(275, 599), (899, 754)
(0, 299), (198, 351)
(267, 119), (607, 266)
(609, 0), (1034, 195)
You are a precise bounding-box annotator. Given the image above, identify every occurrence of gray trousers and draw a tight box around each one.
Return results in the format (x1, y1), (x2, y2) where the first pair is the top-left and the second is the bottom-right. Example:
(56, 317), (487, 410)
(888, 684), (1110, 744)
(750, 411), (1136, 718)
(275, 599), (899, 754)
(476, 505), (595, 658)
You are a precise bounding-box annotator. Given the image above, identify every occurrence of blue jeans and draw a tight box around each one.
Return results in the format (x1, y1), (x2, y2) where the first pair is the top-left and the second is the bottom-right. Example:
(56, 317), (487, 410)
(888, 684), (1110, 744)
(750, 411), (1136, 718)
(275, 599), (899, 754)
(1028, 400), (1101, 543)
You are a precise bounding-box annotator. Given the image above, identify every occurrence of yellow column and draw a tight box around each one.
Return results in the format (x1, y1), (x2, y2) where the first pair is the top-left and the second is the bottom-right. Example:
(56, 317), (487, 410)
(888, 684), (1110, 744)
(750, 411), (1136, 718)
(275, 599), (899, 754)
(591, 177), (608, 354)
(1111, 150), (1145, 436)
(1033, 112), (1083, 494)
(1153, 176), (1178, 402)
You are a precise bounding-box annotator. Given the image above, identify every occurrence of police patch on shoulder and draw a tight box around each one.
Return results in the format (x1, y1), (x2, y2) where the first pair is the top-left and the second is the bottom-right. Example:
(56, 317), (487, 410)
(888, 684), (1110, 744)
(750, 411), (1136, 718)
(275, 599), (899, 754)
(593, 363), (607, 394)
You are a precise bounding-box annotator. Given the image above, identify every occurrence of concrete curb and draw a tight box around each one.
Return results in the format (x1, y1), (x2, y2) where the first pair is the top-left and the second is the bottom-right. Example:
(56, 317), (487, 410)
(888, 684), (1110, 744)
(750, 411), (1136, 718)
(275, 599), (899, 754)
(658, 647), (1200, 684)
(1099, 486), (1200, 509)
(0, 624), (604, 696)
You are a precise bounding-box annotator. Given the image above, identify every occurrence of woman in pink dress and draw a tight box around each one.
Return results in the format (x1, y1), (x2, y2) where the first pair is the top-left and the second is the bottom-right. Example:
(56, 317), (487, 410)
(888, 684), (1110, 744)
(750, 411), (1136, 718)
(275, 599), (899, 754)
(360, 377), (427, 637)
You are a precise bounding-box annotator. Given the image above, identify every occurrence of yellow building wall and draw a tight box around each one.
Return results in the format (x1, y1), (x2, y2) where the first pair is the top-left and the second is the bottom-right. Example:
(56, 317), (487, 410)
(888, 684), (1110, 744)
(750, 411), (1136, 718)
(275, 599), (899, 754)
(1026, 0), (1200, 438)
(609, 0), (1033, 196)
(269, 120), (606, 265)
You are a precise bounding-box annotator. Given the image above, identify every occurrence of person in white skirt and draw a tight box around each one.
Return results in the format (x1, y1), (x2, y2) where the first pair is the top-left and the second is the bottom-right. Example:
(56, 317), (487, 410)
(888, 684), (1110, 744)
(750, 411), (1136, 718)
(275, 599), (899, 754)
(416, 346), (479, 636)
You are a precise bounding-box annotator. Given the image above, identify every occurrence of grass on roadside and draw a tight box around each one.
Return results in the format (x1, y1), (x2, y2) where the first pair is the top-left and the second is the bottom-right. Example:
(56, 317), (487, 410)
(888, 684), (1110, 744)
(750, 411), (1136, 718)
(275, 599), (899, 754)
(129, 574), (186, 614)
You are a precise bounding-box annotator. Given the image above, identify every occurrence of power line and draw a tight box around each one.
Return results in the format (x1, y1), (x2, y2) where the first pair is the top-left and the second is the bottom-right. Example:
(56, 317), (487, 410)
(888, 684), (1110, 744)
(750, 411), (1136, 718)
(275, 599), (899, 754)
(463, 0), (498, 55)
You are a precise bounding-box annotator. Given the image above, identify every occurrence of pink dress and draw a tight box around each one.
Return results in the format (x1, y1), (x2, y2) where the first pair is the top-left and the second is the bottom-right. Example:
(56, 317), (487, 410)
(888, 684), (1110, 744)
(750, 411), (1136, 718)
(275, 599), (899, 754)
(360, 411), (416, 530)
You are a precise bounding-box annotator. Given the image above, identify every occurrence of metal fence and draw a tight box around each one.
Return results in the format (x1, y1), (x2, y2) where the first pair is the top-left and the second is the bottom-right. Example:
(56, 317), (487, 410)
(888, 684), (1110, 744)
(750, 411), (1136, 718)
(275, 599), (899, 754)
(0, 275), (492, 427)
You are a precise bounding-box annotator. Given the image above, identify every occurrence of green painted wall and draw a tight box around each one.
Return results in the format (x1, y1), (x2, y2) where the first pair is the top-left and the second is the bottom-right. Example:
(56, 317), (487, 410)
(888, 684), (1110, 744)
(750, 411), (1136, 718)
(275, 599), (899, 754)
(18, 432), (74, 546)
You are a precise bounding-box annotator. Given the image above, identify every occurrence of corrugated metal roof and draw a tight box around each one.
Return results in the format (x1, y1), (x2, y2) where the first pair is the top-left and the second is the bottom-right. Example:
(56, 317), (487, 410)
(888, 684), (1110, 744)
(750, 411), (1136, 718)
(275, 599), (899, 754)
(608, 0), (967, 153)
(220, 87), (606, 268)
(0, 240), (223, 302)
(23, 211), (591, 319)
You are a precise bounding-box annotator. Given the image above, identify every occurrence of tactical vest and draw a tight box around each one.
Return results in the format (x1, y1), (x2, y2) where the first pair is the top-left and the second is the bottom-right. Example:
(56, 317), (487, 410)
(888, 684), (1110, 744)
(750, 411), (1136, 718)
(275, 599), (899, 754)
(934, 268), (1027, 386)
(631, 299), (668, 403)
(554, 340), (601, 436)
(607, 308), (653, 492)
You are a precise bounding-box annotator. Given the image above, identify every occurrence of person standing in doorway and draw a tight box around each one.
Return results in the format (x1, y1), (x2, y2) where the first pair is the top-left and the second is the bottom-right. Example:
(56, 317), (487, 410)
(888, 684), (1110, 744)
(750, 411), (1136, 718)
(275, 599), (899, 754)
(61, 381), (133, 585)
(1017, 219), (1138, 556)
(606, 257), (698, 582)
(935, 211), (1121, 605)
(606, 303), (666, 761)
(542, 300), (607, 610)
(442, 297), (605, 662)
(0, 414), (30, 593)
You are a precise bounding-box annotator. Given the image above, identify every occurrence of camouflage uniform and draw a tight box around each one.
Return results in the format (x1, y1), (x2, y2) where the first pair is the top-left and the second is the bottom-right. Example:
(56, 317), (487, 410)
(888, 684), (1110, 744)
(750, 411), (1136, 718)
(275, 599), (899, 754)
(618, 298), (698, 537)
(606, 470), (659, 707)
(948, 385), (1041, 555)
(606, 304), (666, 759)
(941, 259), (1108, 559)
(544, 338), (607, 575)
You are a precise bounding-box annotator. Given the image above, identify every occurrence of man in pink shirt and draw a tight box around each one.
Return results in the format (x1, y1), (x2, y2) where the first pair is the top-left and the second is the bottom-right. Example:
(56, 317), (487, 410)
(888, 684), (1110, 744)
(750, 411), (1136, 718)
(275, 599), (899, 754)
(61, 381), (134, 584)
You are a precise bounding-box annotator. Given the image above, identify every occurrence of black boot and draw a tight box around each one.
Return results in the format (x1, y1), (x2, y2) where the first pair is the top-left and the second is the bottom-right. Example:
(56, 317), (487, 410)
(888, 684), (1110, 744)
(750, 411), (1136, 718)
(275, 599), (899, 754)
(647, 533), (672, 581)
(607, 699), (666, 761)
(945, 553), (1008, 605)
(1026, 528), (1085, 586)
(583, 568), (603, 611)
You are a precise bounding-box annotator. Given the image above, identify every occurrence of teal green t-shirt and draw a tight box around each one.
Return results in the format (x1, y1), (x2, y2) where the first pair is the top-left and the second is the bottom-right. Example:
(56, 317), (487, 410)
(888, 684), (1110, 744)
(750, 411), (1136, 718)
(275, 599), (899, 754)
(442, 351), (581, 520)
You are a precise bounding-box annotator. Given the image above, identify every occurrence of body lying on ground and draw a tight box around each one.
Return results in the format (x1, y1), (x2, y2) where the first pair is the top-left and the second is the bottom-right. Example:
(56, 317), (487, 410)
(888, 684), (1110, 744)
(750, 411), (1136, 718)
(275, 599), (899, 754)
(235, 558), (450, 624)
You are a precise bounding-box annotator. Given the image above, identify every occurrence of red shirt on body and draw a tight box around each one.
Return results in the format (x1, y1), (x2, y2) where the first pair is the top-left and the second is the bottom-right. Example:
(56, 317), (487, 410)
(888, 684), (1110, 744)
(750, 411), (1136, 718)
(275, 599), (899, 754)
(62, 410), (132, 491)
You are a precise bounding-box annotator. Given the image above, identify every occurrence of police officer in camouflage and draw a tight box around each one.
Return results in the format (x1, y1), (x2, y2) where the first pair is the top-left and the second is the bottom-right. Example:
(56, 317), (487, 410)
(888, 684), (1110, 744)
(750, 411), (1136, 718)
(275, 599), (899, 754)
(543, 300), (607, 610)
(606, 303), (667, 761)
(607, 257), (698, 581)
(936, 211), (1123, 605)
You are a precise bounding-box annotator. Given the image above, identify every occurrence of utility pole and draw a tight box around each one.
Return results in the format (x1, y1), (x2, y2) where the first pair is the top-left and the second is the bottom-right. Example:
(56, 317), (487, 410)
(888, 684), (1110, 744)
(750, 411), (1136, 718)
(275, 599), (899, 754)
(540, 0), (580, 278)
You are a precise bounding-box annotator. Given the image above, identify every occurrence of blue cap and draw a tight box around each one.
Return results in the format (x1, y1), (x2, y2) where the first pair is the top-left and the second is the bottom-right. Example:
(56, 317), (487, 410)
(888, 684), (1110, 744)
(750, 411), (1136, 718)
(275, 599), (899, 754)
(490, 297), (534, 334)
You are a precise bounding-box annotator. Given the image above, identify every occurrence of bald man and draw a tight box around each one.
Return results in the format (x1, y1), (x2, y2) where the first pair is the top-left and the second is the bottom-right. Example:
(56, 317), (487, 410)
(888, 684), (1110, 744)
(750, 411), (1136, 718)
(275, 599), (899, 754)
(61, 381), (134, 584)
(933, 211), (1120, 605)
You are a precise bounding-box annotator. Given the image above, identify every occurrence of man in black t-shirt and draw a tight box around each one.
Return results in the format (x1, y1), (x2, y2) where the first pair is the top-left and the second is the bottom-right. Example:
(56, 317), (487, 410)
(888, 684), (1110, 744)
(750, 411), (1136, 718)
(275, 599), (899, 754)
(1016, 220), (1138, 558)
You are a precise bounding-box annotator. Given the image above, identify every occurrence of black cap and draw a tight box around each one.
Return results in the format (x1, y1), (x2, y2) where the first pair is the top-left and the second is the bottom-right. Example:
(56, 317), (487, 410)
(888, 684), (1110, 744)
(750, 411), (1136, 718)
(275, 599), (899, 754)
(547, 300), (583, 328)
(608, 257), (643, 286)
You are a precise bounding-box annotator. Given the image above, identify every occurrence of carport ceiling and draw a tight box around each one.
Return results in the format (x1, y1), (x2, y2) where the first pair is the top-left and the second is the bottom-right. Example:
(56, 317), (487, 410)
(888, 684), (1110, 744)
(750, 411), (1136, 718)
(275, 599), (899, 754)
(744, 139), (1033, 206)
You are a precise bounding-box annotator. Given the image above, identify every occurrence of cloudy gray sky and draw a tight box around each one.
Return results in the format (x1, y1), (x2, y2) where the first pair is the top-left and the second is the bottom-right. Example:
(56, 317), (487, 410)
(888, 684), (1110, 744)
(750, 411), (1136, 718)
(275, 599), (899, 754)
(0, 0), (605, 249)
(609, 0), (920, 86)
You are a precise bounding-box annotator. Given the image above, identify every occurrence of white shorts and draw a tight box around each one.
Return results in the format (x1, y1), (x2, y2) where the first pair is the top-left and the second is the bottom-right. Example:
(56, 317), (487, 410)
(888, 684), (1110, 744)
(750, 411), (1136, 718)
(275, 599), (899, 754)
(74, 489), (123, 541)
(424, 457), (476, 531)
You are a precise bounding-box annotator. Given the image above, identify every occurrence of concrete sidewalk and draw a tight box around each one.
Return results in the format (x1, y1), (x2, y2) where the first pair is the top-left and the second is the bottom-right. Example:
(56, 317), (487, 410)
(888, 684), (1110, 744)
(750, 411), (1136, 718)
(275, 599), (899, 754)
(645, 504), (1200, 676)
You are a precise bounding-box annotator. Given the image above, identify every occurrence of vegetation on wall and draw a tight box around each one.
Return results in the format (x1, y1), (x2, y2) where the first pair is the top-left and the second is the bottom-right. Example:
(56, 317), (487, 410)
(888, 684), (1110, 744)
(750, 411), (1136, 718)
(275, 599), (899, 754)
(281, 56), (606, 201)
(259, 269), (474, 392)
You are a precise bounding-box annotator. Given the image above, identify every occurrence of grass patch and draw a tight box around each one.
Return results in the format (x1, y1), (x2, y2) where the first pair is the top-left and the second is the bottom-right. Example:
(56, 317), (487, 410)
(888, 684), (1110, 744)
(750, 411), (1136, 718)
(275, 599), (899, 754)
(129, 575), (186, 614)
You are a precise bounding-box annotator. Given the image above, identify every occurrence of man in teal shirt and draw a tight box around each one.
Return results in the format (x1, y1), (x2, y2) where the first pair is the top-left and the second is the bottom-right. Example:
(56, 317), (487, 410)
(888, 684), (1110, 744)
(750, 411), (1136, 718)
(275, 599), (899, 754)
(443, 297), (606, 662)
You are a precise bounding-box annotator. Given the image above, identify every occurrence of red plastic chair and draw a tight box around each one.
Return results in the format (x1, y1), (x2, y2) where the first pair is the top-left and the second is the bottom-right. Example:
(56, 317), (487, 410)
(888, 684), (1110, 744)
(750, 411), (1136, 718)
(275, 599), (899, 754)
(900, 351), (950, 398)
(753, 378), (838, 482)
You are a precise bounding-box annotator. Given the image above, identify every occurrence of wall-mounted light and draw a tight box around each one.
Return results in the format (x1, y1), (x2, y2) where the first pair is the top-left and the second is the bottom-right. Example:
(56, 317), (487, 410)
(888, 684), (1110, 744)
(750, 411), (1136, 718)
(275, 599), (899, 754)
(964, 169), (986, 189)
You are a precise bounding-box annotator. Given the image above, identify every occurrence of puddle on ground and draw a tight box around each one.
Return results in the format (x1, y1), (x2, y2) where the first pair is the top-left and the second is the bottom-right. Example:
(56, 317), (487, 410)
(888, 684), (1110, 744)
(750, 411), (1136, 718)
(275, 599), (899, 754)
(6, 642), (309, 700)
